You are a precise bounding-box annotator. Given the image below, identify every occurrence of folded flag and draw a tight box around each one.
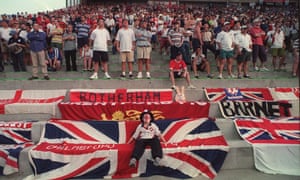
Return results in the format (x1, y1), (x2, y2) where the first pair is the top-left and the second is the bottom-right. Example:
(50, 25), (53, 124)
(204, 88), (273, 102)
(29, 118), (228, 179)
(0, 121), (35, 176)
(234, 117), (300, 175)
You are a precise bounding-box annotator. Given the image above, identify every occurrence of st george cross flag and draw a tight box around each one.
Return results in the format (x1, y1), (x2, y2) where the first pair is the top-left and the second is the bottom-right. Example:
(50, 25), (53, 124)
(204, 88), (274, 102)
(29, 118), (229, 179)
(0, 121), (34, 175)
(234, 117), (300, 175)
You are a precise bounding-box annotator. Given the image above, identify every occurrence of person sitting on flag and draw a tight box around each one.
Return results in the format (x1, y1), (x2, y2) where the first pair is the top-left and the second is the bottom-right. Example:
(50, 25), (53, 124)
(127, 109), (167, 168)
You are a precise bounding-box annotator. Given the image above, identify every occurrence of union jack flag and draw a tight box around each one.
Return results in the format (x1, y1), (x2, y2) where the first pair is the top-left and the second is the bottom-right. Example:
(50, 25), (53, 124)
(272, 87), (300, 101)
(234, 117), (300, 144)
(0, 121), (34, 175)
(29, 118), (229, 179)
(204, 88), (274, 102)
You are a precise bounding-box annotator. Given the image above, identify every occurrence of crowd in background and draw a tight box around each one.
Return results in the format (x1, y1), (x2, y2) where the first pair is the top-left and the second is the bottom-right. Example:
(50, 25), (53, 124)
(0, 2), (298, 79)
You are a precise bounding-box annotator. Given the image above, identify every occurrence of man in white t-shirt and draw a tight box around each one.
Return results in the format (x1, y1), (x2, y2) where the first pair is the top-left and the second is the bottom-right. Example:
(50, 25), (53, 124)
(89, 18), (111, 80)
(115, 19), (136, 79)
(235, 25), (252, 78)
(0, 21), (12, 64)
(216, 22), (235, 79)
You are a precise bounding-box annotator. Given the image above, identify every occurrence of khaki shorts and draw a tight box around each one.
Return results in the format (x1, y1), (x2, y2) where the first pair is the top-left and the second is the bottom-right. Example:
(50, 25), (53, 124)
(136, 46), (152, 59)
(0, 40), (8, 53)
(271, 48), (285, 57)
(120, 51), (134, 62)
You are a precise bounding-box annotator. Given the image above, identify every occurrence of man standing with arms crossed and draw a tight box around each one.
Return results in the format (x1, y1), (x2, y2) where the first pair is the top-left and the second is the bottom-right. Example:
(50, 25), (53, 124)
(89, 18), (111, 80)
(115, 19), (136, 79)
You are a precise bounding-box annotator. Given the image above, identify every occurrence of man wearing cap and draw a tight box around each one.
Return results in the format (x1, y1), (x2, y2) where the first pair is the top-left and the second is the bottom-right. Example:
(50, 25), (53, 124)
(249, 18), (268, 71)
(216, 21), (236, 79)
(169, 52), (195, 89)
(8, 30), (26, 72)
(235, 25), (252, 78)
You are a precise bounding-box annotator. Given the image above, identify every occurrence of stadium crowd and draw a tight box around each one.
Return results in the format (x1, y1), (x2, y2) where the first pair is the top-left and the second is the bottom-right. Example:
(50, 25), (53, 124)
(0, 2), (299, 81)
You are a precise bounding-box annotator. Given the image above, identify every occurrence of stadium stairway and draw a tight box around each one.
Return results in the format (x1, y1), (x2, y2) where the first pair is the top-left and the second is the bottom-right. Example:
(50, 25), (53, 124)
(0, 50), (299, 180)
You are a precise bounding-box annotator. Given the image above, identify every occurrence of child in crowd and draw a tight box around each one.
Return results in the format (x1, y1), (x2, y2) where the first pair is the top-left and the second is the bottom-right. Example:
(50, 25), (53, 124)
(191, 47), (213, 79)
(127, 110), (167, 167)
(81, 44), (93, 71)
(46, 46), (62, 71)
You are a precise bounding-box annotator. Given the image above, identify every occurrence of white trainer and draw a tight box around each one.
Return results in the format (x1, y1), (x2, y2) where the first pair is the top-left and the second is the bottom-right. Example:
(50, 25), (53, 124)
(104, 73), (111, 79)
(89, 73), (98, 80)
(137, 72), (143, 79)
(146, 72), (151, 79)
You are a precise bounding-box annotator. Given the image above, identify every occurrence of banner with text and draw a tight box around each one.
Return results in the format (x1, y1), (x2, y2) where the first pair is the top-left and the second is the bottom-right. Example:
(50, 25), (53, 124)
(69, 89), (173, 103)
(58, 102), (210, 120)
(218, 100), (299, 118)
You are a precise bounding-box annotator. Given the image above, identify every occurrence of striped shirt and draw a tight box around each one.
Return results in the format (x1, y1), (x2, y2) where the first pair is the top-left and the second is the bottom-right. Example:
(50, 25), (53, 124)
(168, 28), (184, 47)
(293, 39), (299, 53)
(76, 23), (90, 38)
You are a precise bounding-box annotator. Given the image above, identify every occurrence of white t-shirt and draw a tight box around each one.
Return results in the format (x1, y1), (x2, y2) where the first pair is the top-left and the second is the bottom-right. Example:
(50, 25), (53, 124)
(216, 31), (234, 51)
(271, 30), (285, 48)
(0, 27), (12, 41)
(234, 33), (252, 52)
(132, 123), (161, 140)
(90, 28), (111, 52)
(115, 28), (136, 52)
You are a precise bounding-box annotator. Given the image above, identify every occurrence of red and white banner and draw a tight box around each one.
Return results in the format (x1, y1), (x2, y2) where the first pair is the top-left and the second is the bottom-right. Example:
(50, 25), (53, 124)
(271, 87), (300, 101)
(58, 102), (210, 120)
(69, 89), (173, 103)
(204, 88), (274, 102)
(2, 90), (66, 115)
(0, 90), (22, 114)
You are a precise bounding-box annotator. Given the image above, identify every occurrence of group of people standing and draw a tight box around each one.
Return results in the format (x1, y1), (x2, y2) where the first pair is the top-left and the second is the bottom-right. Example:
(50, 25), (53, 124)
(0, 3), (299, 81)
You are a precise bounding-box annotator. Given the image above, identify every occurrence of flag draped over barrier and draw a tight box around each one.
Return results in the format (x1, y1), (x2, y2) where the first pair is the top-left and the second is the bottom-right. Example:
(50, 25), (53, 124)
(58, 102), (210, 120)
(29, 118), (229, 179)
(0, 121), (34, 175)
(234, 117), (300, 175)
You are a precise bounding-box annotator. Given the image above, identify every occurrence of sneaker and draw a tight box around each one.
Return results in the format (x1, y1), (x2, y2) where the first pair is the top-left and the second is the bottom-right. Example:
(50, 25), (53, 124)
(254, 66), (259, 71)
(187, 84), (196, 89)
(218, 74), (223, 79)
(244, 74), (251, 78)
(137, 72), (143, 79)
(129, 74), (134, 79)
(171, 85), (176, 89)
(207, 74), (213, 79)
(195, 75), (199, 79)
(229, 74), (236, 78)
(89, 73), (98, 80)
(104, 73), (111, 79)
(146, 72), (151, 79)
(120, 74), (126, 79)
(260, 67), (269, 71)
(28, 76), (38, 80)
(238, 75), (242, 79)
(129, 158), (136, 167)
(44, 76), (50, 80)
(153, 157), (162, 166)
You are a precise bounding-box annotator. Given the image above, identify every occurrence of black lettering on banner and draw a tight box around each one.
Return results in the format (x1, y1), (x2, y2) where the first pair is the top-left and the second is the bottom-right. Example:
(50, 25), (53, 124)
(220, 101), (293, 118)
(144, 92), (151, 102)
(135, 92), (143, 102)
(267, 101), (279, 117)
(233, 101), (247, 116)
(243, 102), (255, 116)
(100, 93), (105, 102)
(254, 101), (268, 117)
(153, 92), (161, 102)
(279, 101), (292, 116)
(89, 93), (96, 103)
(117, 93), (124, 103)
(107, 94), (115, 102)
(127, 93), (133, 102)
(220, 101), (235, 117)
(79, 92), (86, 101)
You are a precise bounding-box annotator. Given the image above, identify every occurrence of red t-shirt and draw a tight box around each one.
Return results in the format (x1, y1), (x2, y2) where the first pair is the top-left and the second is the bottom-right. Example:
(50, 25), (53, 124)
(169, 59), (186, 71)
(249, 26), (265, 45)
